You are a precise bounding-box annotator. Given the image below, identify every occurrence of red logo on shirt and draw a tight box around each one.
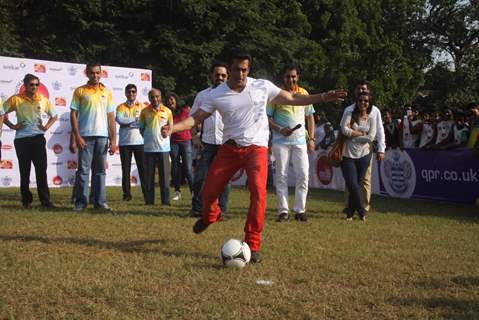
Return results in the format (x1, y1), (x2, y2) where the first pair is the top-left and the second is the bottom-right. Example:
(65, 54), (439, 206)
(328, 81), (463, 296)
(53, 144), (63, 154)
(1, 144), (13, 150)
(141, 73), (150, 81)
(316, 156), (333, 185)
(0, 160), (14, 169)
(34, 64), (46, 73)
(55, 97), (66, 106)
(19, 83), (49, 99)
(53, 176), (63, 185)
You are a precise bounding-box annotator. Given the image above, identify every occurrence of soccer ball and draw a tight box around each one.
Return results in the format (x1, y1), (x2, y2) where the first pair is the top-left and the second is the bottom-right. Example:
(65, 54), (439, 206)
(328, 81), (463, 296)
(220, 239), (251, 268)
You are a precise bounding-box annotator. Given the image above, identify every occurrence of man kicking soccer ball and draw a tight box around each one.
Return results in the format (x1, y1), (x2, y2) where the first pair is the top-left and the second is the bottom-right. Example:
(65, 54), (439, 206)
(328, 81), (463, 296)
(172, 49), (347, 263)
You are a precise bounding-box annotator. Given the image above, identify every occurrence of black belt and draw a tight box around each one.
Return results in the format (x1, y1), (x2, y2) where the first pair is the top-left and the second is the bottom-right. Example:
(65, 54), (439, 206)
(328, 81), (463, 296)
(224, 139), (245, 148)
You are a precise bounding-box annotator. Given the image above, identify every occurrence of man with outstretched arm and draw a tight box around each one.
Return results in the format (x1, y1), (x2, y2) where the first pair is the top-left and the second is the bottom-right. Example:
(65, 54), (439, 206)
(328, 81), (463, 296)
(172, 49), (347, 263)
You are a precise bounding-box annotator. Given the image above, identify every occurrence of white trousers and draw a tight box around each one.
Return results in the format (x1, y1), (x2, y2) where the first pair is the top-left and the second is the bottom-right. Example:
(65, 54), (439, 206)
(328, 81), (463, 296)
(272, 143), (309, 214)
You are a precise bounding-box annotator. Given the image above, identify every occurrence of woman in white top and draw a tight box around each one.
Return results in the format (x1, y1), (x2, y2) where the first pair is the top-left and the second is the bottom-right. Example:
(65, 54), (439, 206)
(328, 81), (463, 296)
(340, 92), (377, 221)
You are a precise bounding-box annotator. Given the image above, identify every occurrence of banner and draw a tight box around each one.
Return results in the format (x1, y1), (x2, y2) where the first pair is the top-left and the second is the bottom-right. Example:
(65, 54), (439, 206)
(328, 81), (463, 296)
(379, 148), (479, 204)
(232, 147), (479, 205)
(0, 56), (152, 188)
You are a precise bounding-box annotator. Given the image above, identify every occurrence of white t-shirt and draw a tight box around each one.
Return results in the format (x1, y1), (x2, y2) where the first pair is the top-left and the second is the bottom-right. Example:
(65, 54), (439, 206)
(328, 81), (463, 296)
(402, 116), (421, 148)
(419, 122), (435, 147)
(343, 104), (386, 153)
(200, 77), (281, 147)
(191, 86), (224, 145)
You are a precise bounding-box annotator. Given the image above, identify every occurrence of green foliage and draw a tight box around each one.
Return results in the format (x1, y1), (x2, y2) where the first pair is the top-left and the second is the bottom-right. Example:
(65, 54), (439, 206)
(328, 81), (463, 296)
(1, 0), (477, 119)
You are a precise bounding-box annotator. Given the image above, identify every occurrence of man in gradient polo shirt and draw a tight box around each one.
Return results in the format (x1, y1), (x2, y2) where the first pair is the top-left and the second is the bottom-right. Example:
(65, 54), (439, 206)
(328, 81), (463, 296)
(116, 84), (146, 202)
(267, 65), (316, 223)
(3, 74), (57, 208)
(70, 63), (117, 212)
(139, 88), (173, 206)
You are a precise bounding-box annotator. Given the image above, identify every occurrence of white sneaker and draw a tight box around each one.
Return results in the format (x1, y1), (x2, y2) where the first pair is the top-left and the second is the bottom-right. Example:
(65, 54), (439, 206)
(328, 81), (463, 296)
(172, 191), (181, 201)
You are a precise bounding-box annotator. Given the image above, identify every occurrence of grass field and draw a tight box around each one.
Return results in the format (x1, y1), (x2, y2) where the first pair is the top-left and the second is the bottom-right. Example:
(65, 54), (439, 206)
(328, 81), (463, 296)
(0, 186), (478, 320)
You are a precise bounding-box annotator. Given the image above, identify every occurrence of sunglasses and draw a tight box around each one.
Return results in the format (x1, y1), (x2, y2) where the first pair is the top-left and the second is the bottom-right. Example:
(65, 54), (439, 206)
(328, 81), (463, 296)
(29, 83), (40, 87)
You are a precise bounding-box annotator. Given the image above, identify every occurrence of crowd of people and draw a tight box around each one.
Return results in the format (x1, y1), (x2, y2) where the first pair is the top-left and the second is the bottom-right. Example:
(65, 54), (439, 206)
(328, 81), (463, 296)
(1, 49), (478, 263)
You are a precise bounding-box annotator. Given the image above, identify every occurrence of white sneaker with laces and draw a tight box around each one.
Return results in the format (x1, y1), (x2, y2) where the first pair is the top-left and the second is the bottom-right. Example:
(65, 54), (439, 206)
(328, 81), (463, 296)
(172, 191), (181, 201)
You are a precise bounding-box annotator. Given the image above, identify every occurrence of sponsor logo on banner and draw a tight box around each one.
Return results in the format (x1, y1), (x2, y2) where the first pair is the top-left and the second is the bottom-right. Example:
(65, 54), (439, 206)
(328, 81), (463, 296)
(316, 155), (333, 185)
(1, 176), (12, 186)
(3, 62), (26, 70)
(1, 144), (13, 150)
(34, 64), (46, 73)
(49, 67), (62, 72)
(67, 160), (77, 169)
(51, 162), (64, 166)
(68, 66), (78, 76)
(55, 97), (66, 106)
(141, 73), (150, 81)
(142, 87), (149, 96)
(0, 160), (13, 169)
(113, 87), (123, 91)
(52, 81), (62, 90)
(115, 72), (134, 80)
(53, 144), (63, 154)
(101, 70), (109, 78)
(52, 176), (63, 185)
(19, 83), (50, 99)
(131, 176), (137, 184)
(380, 150), (416, 198)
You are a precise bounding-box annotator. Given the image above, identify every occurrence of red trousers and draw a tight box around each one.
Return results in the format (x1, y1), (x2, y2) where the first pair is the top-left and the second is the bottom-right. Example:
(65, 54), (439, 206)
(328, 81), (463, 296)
(202, 144), (268, 251)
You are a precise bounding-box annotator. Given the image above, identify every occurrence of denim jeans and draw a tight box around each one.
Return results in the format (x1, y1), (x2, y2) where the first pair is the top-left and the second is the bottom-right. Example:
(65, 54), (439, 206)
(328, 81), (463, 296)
(340, 153), (372, 217)
(191, 143), (230, 213)
(74, 136), (108, 208)
(170, 140), (193, 192)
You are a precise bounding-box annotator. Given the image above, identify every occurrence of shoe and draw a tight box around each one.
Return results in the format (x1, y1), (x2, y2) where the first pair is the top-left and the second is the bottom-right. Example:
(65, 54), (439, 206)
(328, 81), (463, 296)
(276, 212), (289, 222)
(189, 209), (202, 218)
(22, 202), (32, 209)
(294, 212), (308, 222)
(251, 251), (262, 264)
(123, 195), (132, 201)
(345, 214), (353, 221)
(360, 214), (367, 222)
(73, 206), (85, 212)
(193, 219), (209, 234)
(41, 202), (56, 209)
(94, 204), (114, 213)
(172, 191), (181, 201)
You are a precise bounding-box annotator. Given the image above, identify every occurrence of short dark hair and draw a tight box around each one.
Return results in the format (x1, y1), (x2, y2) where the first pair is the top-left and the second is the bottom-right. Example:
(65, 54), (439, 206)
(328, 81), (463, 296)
(228, 48), (252, 65)
(23, 73), (39, 86)
(212, 60), (228, 72)
(354, 80), (372, 98)
(125, 84), (137, 92)
(86, 62), (101, 71)
(283, 64), (301, 75)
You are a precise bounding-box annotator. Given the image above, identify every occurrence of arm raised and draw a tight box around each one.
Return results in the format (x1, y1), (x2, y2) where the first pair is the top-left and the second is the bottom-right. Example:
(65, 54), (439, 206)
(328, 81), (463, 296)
(271, 89), (347, 106)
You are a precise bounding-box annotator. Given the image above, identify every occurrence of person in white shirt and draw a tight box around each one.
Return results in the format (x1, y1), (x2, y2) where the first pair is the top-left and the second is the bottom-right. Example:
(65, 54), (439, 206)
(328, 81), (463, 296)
(340, 92), (378, 221)
(189, 61), (230, 218)
(399, 106), (422, 148)
(342, 81), (385, 213)
(433, 109), (454, 148)
(267, 65), (315, 222)
(171, 49), (347, 263)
